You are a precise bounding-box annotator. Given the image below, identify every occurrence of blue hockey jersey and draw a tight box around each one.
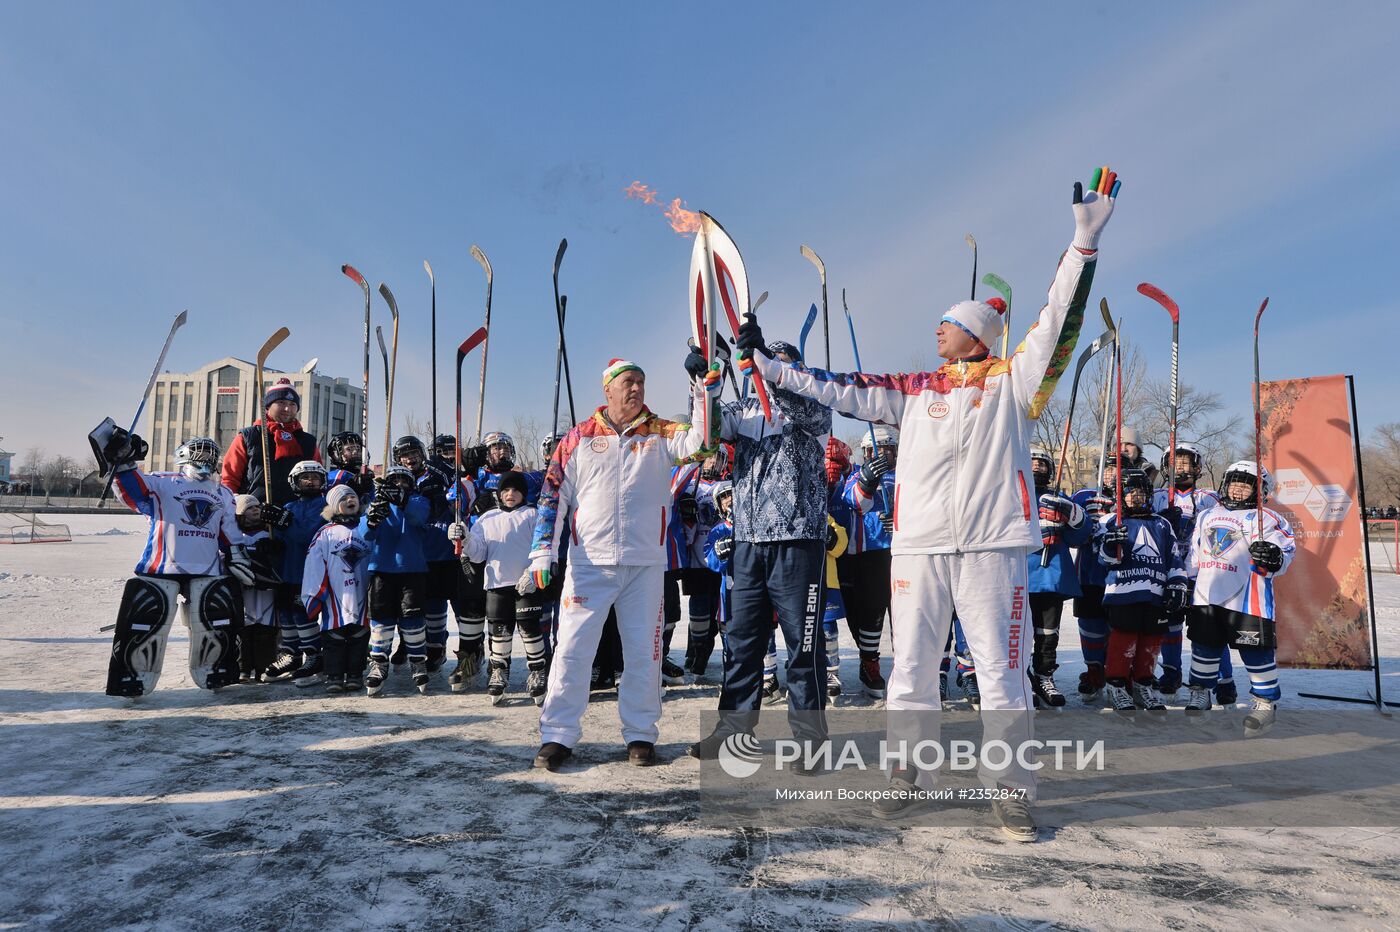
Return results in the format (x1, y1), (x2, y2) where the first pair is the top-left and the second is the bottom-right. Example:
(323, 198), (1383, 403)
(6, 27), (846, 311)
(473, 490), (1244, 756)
(1095, 513), (1186, 607)
(361, 494), (431, 574)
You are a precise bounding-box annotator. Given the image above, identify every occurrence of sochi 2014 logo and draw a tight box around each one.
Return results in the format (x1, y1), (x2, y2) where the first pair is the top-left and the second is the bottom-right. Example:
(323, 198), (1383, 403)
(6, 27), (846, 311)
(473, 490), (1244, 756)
(927, 401), (949, 419)
(718, 733), (764, 779)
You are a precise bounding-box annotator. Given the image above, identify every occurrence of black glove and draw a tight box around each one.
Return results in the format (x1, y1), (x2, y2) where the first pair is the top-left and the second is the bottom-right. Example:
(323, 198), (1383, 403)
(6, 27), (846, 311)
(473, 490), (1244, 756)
(1158, 505), (1183, 529)
(103, 428), (148, 473)
(459, 557), (480, 586)
(417, 469), (447, 501)
(1165, 579), (1189, 614)
(226, 545), (257, 586)
(713, 536), (734, 561)
(459, 444), (489, 476)
(735, 313), (770, 358)
(678, 495), (697, 522)
(1249, 540), (1284, 574)
(365, 497), (390, 528)
(879, 512), (895, 534)
(470, 488), (497, 516)
(1100, 524), (1129, 563)
(684, 344), (709, 380)
(351, 472), (376, 496)
(260, 502), (293, 530)
(857, 454), (891, 496)
(826, 523), (839, 551)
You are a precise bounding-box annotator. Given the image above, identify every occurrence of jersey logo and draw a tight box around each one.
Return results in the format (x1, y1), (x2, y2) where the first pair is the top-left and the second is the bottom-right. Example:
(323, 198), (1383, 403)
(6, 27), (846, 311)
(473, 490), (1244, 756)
(334, 539), (370, 570)
(1206, 525), (1243, 559)
(1133, 526), (1160, 559)
(181, 496), (219, 529)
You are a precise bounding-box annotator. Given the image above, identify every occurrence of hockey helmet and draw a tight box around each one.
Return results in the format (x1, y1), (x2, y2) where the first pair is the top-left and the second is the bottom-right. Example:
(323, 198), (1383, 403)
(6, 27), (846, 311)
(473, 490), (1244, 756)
(288, 459), (327, 494)
(328, 431), (365, 468)
(711, 480), (734, 514)
(175, 437), (221, 481)
(432, 434), (456, 459)
(1221, 460), (1273, 509)
(860, 425), (899, 452)
(392, 435), (427, 468)
(482, 431), (516, 468)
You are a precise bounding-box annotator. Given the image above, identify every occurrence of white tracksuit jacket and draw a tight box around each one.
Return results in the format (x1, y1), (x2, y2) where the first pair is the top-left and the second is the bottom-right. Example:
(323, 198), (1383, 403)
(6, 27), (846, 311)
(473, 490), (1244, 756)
(750, 246), (1097, 554)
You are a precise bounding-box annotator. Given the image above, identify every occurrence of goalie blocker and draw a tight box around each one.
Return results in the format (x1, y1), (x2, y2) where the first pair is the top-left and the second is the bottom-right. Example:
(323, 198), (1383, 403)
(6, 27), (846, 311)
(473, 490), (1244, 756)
(107, 575), (246, 697)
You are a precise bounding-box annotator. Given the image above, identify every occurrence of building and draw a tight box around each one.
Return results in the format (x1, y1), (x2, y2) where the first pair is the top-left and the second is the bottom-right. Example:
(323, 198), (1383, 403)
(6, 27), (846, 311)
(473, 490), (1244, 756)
(0, 447), (12, 485)
(143, 358), (365, 472)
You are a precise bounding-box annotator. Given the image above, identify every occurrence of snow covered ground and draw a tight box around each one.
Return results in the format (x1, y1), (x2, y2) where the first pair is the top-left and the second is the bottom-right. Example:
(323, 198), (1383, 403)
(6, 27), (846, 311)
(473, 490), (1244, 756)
(3, 514), (1399, 929)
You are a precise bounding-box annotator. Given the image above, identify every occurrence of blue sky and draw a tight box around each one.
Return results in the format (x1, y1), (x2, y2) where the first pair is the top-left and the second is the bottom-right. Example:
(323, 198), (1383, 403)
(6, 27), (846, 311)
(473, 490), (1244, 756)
(3, 1), (1399, 463)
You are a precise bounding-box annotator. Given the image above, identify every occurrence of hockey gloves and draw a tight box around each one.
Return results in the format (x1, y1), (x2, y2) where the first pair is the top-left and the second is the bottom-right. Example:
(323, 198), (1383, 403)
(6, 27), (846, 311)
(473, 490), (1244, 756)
(1165, 579), (1189, 614)
(1249, 540), (1284, 574)
(684, 345), (709, 381)
(459, 444), (489, 476)
(1038, 493), (1084, 529)
(678, 494), (698, 523)
(1071, 165), (1120, 253)
(1083, 494), (1114, 520)
(470, 488), (497, 517)
(879, 512), (895, 534)
(516, 570), (538, 596)
(260, 502), (293, 531)
(857, 454), (891, 496)
(447, 522), (467, 542)
(365, 496), (391, 529)
(713, 535), (735, 562)
(1158, 505), (1183, 530)
(416, 467), (447, 501)
(89, 418), (148, 475)
(227, 545), (258, 587)
(1099, 524), (1129, 564)
(735, 313), (771, 359)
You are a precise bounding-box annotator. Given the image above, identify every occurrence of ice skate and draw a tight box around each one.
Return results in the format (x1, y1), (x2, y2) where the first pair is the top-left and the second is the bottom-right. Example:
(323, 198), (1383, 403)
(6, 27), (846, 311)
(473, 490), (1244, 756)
(1031, 672), (1066, 709)
(291, 651), (324, 689)
(487, 660), (509, 706)
(264, 649), (300, 682)
(449, 645), (482, 692)
(957, 671), (980, 710)
(662, 658), (692, 686)
(324, 675), (348, 694)
(1244, 697), (1276, 737)
(761, 675), (785, 706)
(939, 671), (949, 703)
(826, 670), (842, 699)
(526, 667), (548, 706)
(1105, 682), (1136, 717)
(365, 658), (390, 697)
(410, 660), (430, 695)
(1132, 680), (1166, 712)
(1185, 686), (1212, 715)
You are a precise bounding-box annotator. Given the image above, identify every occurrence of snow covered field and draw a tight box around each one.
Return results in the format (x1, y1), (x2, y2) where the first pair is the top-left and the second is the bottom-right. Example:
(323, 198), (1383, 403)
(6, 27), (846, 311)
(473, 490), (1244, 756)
(4, 514), (1399, 929)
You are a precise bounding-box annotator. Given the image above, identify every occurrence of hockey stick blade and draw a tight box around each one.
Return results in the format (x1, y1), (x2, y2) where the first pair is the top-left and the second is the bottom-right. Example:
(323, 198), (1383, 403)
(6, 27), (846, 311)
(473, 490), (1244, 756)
(982, 272), (1011, 308)
(341, 264), (368, 290)
(256, 327), (291, 367)
(799, 303), (818, 360)
(458, 326), (488, 360)
(800, 245), (825, 280)
(752, 290), (769, 314)
(377, 283), (399, 321)
(423, 259), (434, 285)
(99, 310), (189, 502)
(1137, 282), (1179, 323)
(553, 238), (567, 281)
(471, 245), (492, 280)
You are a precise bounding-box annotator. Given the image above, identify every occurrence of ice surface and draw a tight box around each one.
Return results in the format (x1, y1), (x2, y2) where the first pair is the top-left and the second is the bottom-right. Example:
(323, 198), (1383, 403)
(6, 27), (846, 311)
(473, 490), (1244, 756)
(3, 514), (1398, 928)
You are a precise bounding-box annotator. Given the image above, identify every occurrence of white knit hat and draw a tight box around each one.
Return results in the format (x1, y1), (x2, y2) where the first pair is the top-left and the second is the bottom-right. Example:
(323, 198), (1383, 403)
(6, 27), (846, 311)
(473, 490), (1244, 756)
(940, 299), (1006, 350)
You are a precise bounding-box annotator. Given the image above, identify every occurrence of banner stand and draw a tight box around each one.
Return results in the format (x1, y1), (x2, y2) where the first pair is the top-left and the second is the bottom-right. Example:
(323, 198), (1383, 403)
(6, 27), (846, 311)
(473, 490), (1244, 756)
(1296, 376), (1392, 712)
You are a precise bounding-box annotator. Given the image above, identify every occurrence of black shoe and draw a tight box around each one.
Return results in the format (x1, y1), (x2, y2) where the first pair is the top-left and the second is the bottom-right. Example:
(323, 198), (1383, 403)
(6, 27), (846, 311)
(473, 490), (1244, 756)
(292, 652), (324, 689)
(324, 675), (348, 694)
(628, 741), (657, 767)
(343, 673), (364, 692)
(263, 649), (300, 682)
(533, 742), (572, 771)
(391, 639), (407, 666)
(590, 666), (617, 693)
(859, 658), (887, 699)
(686, 730), (749, 761)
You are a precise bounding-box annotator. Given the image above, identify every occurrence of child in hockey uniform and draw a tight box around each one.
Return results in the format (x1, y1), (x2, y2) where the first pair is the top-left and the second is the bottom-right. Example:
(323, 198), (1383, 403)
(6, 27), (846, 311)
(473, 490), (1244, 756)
(1026, 447), (1089, 708)
(362, 466), (431, 696)
(1186, 461), (1294, 734)
(822, 439), (854, 698)
(90, 422), (257, 697)
(1152, 443), (1229, 699)
(702, 482), (737, 677)
(263, 461), (329, 687)
(326, 431), (376, 498)
(303, 484), (372, 693)
(459, 471), (549, 705)
(234, 495), (281, 682)
(1095, 467), (1187, 713)
(1071, 456), (1120, 703)
(394, 436), (458, 675)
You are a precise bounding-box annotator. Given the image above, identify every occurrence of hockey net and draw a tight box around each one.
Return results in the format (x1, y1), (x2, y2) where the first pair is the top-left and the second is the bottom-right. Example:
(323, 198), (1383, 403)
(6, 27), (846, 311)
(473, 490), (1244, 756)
(0, 511), (72, 544)
(1366, 518), (1399, 575)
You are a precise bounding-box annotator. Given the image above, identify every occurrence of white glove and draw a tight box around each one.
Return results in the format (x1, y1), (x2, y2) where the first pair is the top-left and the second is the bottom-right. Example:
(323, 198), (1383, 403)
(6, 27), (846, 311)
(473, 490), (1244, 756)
(447, 522), (467, 542)
(516, 570), (538, 596)
(1071, 167), (1119, 252)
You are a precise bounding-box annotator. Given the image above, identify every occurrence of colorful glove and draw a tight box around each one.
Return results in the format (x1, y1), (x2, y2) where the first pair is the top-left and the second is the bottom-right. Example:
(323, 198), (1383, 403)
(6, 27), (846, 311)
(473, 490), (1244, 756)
(1083, 494), (1113, 520)
(702, 362), (724, 398)
(447, 522), (467, 542)
(1072, 165), (1120, 252)
(1165, 579), (1189, 614)
(260, 502), (293, 530)
(516, 569), (538, 596)
(1038, 493), (1083, 529)
(858, 454), (891, 496)
(1249, 540), (1284, 574)
(527, 554), (552, 591)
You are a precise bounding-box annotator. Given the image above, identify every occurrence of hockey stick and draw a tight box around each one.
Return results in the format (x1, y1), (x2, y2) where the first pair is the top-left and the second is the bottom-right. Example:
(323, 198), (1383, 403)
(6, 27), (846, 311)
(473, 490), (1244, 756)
(704, 212), (771, 423)
(551, 239), (576, 427)
(552, 295), (567, 436)
(98, 310), (188, 503)
(1138, 283), (1180, 493)
(983, 272), (1012, 358)
(841, 288), (889, 517)
(689, 228), (718, 444)
(964, 234), (977, 301)
(752, 290), (769, 315)
(454, 326), (489, 555)
(341, 264), (372, 474)
(798, 302), (818, 364)
(1043, 300), (1114, 566)
(376, 327), (389, 409)
(254, 326), (292, 507)
(377, 283), (400, 473)
(1113, 326), (1124, 561)
(799, 245), (830, 368)
(425, 260), (437, 441)
(1253, 297), (1270, 542)
(470, 245), (493, 443)
(1096, 304), (1119, 489)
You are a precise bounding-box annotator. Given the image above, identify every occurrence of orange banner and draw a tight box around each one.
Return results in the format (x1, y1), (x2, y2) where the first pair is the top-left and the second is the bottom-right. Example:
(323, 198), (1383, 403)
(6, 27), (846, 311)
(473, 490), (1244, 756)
(1261, 374), (1373, 669)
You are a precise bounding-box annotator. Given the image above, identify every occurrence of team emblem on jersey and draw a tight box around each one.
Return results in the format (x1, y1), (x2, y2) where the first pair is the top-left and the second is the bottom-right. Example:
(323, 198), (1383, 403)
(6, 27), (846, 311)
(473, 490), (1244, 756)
(590, 437), (609, 453)
(927, 401), (949, 419)
(334, 539), (370, 570)
(1206, 525), (1243, 558)
(181, 496), (219, 529)
(1133, 526), (1160, 559)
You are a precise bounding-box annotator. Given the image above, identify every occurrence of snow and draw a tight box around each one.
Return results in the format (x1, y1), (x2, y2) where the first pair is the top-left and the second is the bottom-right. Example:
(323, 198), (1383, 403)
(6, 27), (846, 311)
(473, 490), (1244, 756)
(3, 514), (1399, 928)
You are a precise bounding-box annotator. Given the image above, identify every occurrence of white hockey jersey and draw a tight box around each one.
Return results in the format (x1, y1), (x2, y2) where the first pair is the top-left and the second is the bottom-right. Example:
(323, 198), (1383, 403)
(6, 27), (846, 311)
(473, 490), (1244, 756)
(1190, 504), (1295, 619)
(239, 529), (276, 626)
(114, 469), (243, 577)
(464, 505), (538, 590)
(1152, 486), (1222, 579)
(301, 521), (371, 630)
(751, 246), (1097, 556)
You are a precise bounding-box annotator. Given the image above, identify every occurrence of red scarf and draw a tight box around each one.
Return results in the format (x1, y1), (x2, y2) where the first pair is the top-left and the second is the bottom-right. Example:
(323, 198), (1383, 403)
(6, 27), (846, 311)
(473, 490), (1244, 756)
(258, 419), (305, 461)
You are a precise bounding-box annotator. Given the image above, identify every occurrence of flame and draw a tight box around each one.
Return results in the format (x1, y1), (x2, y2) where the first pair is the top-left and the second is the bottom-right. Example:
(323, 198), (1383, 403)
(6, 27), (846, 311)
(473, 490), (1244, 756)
(624, 180), (701, 235)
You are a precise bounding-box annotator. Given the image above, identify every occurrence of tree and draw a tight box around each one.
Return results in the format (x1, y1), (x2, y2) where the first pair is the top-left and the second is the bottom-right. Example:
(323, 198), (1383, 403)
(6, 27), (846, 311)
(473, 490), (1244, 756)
(1363, 423), (1400, 509)
(19, 447), (43, 499)
(511, 416), (546, 470)
(40, 455), (77, 504)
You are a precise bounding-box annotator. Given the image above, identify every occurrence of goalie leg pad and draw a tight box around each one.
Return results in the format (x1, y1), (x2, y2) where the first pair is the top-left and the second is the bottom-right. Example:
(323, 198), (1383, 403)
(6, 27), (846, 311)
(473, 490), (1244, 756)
(107, 576), (182, 697)
(185, 576), (245, 690)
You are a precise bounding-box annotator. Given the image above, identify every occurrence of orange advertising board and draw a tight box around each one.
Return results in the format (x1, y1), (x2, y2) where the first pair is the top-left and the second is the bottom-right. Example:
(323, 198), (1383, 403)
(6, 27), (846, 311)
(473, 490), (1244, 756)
(1260, 374), (1373, 669)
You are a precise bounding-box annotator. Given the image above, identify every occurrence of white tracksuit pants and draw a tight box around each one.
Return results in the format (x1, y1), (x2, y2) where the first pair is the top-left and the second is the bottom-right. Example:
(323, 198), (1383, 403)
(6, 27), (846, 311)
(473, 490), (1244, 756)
(886, 549), (1037, 798)
(539, 563), (664, 748)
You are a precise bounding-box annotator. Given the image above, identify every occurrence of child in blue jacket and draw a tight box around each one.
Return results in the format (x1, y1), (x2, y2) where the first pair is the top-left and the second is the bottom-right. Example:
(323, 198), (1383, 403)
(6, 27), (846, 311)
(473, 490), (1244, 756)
(1025, 448), (1090, 708)
(362, 466), (431, 696)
